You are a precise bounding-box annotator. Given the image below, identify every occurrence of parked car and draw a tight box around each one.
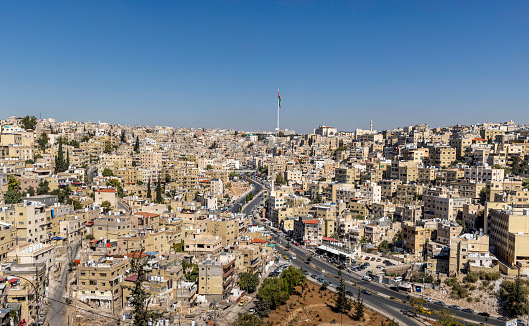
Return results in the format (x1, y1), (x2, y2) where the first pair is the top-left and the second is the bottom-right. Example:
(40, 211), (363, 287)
(477, 312), (490, 317)
(376, 258), (381, 262)
(370, 257), (376, 261)
(424, 297), (433, 303)
(434, 301), (445, 307)
(461, 308), (474, 314)
(365, 257), (370, 260)
(376, 265), (385, 269)
(239, 299), (246, 306)
(362, 275), (372, 282)
(448, 305), (461, 310)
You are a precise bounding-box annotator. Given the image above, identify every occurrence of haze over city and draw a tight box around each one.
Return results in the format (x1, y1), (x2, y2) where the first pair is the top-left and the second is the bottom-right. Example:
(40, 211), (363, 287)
(2, 1), (529, 132)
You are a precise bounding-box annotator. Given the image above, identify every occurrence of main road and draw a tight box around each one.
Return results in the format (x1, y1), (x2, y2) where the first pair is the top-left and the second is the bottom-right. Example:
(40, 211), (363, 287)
(274, 235), (503, 326)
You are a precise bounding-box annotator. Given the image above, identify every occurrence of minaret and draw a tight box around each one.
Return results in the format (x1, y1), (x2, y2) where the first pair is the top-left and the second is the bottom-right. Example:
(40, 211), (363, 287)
(370, 118), (373, 132)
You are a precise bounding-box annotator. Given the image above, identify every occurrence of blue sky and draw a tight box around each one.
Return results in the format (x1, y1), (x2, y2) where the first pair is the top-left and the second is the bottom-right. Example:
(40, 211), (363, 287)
(1, 1), (528, 133)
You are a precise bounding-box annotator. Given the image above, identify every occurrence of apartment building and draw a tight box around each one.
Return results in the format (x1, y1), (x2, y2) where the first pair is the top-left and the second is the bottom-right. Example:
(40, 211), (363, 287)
(206, 218), (238, 247)
(6, 243), (55, 272)
(184, 232), (222, 257)
(76, 253), (128, 311)
(293, 216), (323, 244)
(423, 195), (471, 220)
(464, 166), (504, 183)
(430, 147), (456, 168)
(449, 234), (493, 276)
(489, 208), (529, 273)
(402, 221), (437, 256)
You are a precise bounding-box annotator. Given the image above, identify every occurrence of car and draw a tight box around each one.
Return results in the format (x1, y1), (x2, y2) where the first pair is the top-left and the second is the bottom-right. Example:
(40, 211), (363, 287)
(376, 265), (385, 269)
(517, 320), (526, 326)
(238, 299), (246, 306)
(365, 257), (370, 260)
(477, 312), (490, 317)
(345, 290), (353, 296)
(371, 257), (376, 261)
(311, 274), (318, 279)
(362, 275), (372, 282)
(376, 258), (381, 262)
(248, 309), (256, 314)
(364, 262), (370, 266)
(434, 301), (445, 307)
(361, 289), (372, 295)
(283, 255), (290, 260)
(461, 308), (474, 314)
(424, 297), (433, 303)
(448, 305), (461, 310)
(290, 255), (296, 260)
(303, 270), (309, 275)
(328, 282), (334, 287)
(295, 243), (300, 246)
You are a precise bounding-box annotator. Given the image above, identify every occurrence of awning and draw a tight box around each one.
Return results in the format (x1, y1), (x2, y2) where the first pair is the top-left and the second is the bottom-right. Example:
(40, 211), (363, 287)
(51, 236), (66, 240)
(267, 244), (275, 248)
(8, 278), (17, 284)
(317, 245), (351, 257)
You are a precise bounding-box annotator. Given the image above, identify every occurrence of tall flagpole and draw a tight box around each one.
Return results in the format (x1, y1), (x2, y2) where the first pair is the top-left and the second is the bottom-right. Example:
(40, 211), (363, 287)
(277, 88), (280, 133)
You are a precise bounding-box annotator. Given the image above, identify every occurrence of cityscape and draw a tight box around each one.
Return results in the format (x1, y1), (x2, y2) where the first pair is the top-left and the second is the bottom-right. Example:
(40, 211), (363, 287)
(2, 2), (529, 326)
(0, 117), (528, 326)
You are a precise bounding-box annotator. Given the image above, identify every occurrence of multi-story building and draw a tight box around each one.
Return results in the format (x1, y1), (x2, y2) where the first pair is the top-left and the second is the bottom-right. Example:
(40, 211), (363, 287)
(488, 208), (529, 274)
(184, 232), (222, 257)
(449, 234), (494, 276)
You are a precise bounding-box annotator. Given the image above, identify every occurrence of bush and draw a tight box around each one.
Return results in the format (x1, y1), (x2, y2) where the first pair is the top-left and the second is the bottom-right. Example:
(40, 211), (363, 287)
(465, 272), (479, 283)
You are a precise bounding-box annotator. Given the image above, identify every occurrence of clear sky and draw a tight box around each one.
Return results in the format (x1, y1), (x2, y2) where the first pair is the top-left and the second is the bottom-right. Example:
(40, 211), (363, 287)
(1, 1), (529, 133)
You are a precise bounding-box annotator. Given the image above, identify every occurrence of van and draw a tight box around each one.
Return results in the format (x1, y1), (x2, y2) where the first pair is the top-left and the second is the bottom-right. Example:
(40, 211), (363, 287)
(362, 275), (372, 282)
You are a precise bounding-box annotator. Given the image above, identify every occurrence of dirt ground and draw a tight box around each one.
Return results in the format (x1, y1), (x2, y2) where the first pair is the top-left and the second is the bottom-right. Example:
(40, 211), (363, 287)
(228, 181), (251, 197)
(264, 283), (398, 326)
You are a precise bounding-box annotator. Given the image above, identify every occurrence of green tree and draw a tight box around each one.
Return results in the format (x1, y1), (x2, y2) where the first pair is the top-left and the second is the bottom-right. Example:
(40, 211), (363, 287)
(280, 266), (306, 295)
(377, 240), (392, 253)
(352, 291), (364, 320)
(436, 309), (464, 326)
(124, 249), (163, 326)
(146, 178), (152, 199)
(479, 187), (488, 204)
(120, 130), (126, 143)
(106, 179), (124, 197)
(313, 194), (322, 203)
(238, 272), (259, 293)
(7, 175), (20, 191)
(165, 173), (171, 184)
(26, 186), (35, 197)
(254, 300), (271, 318)
(4, 190), (22, 204)
(37, 133), (49, 152)
(499, 277), (529, 317)
(37, 180), (50, 195)
(101, 200), (112, 213)
(86, 234), (95, 240)
(21, 115), (37, 130)
(257, 277), (290, 310)
(67, 198), (83, 210)
(232, 313), (265, 326)
(333, 271), (352, 314)
(54, 138), (67, 173)
(275, 174), (285, 185)
(102, 168), (114, 177)
(155, 176), (163, 204)
(134, 136), (140, 153)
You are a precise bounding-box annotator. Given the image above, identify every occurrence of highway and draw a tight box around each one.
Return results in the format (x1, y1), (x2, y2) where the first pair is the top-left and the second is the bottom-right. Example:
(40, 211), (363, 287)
(274, 236), (503, 326)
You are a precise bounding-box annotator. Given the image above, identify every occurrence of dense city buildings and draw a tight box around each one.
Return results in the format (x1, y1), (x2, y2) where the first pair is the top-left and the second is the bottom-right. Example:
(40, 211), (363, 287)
(1, 115), (529, 324)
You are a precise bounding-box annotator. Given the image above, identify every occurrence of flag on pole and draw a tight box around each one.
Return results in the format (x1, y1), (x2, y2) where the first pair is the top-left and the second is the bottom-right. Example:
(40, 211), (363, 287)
(278, 90), (281, 108)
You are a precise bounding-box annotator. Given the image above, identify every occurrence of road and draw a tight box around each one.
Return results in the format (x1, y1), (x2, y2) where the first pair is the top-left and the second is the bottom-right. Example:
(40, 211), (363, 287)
(228, 174), (263, 214)
(274, 236), (503, 326)
(46, 240), (81, 326)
